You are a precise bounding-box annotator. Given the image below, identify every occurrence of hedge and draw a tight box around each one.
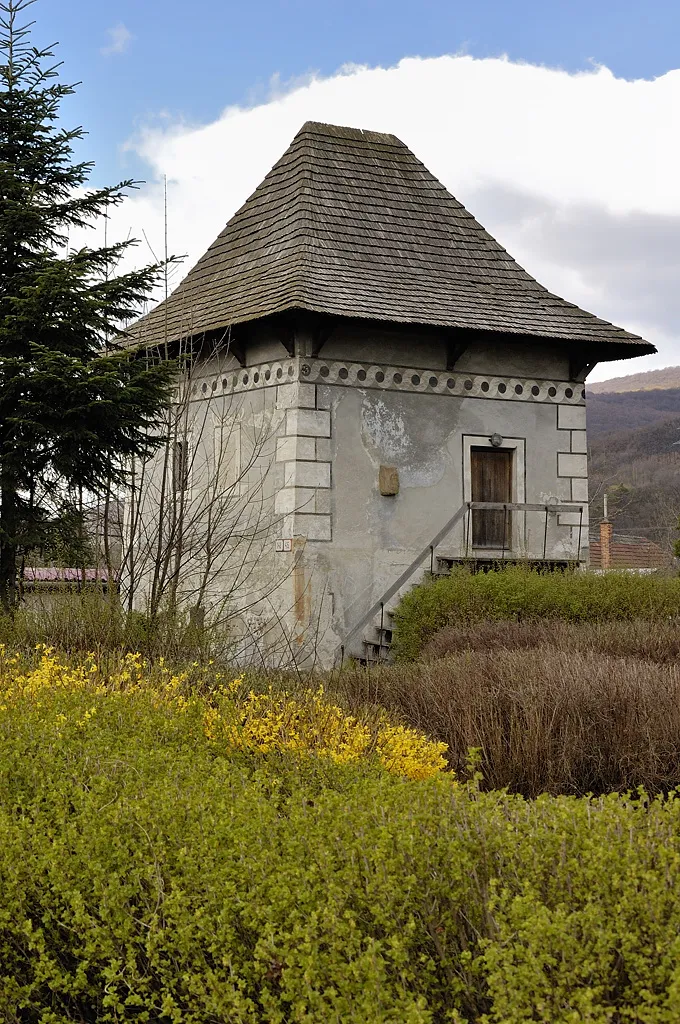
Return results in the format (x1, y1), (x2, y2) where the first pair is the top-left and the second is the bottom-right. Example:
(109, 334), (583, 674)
(3, 662), (680, 1020)
(392, 565), (680, 661)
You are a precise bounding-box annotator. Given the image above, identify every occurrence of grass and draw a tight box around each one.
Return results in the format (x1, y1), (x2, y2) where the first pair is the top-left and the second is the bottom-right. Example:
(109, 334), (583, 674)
(0, 590), (233, 661)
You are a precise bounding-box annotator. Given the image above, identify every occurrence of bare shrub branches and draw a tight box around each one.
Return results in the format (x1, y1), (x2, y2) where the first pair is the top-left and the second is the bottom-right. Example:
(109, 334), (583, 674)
(329, 627), (680, 797)
(116, 334), (316, 665)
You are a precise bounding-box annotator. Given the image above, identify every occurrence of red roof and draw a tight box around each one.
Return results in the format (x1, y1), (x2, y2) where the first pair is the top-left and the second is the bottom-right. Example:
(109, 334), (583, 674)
(22, 567), (116, 584)
(590, 538), (667, 570)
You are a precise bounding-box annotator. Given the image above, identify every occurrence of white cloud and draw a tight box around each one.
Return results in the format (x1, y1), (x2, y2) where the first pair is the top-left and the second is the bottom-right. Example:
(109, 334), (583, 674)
(91, 54), (680, 380)
(101, 23), (133, 57)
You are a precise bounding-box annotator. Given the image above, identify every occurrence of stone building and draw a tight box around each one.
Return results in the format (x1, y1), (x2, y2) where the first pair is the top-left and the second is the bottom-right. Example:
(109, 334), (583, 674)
(129, 121), (654, 664)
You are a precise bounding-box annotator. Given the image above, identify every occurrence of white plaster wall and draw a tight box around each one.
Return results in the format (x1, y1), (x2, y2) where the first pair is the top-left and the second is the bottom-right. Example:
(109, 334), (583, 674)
(300, 385), (589, 662)
(322, 324), (447, 369)
(125, 328), (592, 668)
(454, 340), (570, 379)
(321, 326), (571, 380)
(124, 371), (299, 660)
(246, 335), (290, 364)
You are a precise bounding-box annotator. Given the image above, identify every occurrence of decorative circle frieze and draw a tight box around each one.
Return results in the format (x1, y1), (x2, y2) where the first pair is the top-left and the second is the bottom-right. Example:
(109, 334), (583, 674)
(190, 356), (585, 406)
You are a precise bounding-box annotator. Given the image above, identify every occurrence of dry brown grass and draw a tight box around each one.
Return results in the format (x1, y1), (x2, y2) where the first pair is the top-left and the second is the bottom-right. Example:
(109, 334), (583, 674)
(328, 630), (680, 796)
(421, 617), (680, 663)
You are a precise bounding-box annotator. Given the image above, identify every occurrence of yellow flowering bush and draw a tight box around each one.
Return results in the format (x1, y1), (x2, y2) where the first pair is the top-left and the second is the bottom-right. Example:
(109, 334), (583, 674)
(4, 676), (680, 1023)
(204, 685), (449, 780)
(0, 645), (450, 781)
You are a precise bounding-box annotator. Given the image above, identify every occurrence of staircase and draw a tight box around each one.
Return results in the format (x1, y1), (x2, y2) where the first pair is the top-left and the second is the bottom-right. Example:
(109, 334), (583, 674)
(339, 501), (586, 667)
(358, 553), (470, 664)
(357, 552), (578, 665)
(338, 502), (468, 667)
(360, 611), (395, 665)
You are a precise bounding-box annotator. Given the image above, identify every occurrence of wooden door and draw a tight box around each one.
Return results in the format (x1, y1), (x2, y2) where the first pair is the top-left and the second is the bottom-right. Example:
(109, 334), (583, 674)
(471, 447), (512, 548)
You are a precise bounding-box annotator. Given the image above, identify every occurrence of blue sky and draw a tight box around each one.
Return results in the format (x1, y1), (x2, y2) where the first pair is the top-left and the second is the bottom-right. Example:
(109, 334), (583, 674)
(37, 0), (680, 186)
(26, 0), (680, 377)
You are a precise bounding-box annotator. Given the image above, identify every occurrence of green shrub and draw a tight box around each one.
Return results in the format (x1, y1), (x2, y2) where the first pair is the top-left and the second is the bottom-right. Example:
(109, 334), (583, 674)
(0, 589), (126, 653)
(4, 689), (680, 1021)
(121, 606), (218, 661)
(0, 591), (235, 662)
(392, 565), (680, 661)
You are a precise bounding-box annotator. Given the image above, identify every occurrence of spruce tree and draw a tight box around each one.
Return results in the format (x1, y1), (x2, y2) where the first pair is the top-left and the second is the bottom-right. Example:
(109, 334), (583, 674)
(0, 0), (175, 610)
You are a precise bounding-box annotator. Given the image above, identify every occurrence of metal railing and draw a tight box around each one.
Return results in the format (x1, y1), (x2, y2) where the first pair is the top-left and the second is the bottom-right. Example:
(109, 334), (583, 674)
(338, 500), (586, 663)
(462, 501), (586, 562)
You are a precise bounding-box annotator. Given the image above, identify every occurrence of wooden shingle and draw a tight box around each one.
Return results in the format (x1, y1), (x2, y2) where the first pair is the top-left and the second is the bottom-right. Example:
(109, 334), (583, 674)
(128, 121), (655, 354)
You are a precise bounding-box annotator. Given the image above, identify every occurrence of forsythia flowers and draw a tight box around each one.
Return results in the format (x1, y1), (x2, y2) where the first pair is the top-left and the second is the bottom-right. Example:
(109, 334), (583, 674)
(203, 686), (450, 780)
(0, 646), (451, 781)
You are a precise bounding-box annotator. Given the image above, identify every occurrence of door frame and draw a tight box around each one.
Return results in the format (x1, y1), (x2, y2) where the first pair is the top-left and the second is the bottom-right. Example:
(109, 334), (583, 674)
(462, 435), (526, 554)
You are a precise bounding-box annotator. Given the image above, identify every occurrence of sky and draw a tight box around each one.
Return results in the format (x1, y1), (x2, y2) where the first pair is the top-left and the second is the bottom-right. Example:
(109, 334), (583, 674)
(33, 0), (680, 381)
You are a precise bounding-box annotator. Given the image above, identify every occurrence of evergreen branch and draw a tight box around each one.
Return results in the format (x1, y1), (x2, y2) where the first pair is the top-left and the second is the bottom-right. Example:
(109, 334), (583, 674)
(0, 0), (176, 606)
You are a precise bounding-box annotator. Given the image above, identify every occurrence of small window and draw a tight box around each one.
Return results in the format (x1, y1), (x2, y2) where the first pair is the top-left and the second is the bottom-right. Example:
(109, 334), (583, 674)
(173, 439), (190, 493)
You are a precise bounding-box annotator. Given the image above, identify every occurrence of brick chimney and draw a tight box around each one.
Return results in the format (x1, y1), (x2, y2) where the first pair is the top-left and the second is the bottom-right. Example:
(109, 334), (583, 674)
(600, 519), (613, 571)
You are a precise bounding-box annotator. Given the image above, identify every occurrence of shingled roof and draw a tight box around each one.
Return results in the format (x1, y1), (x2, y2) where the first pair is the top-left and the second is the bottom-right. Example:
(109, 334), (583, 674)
(130, 121), (655, 355)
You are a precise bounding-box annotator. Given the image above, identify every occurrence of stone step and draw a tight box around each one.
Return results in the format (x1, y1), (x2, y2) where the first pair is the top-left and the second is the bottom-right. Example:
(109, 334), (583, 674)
(364, 623), (393, 646)
(361, 612), (396, 665)
(362, 639), (392, 658)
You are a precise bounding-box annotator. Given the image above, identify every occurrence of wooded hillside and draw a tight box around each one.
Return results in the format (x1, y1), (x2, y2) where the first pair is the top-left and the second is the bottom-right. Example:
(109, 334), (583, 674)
(589, 366), (680, 394)
(587, 384), (680, 551)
